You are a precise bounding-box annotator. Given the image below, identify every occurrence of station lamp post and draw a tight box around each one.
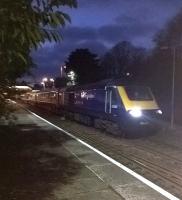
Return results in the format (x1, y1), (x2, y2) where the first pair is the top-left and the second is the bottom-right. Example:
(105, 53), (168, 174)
(42, 77), (48, 82)
(60, 65), (67, 78)
(50, 78), (55, 88)
(41, 81), (45, 89)
(42, 77), (48, 90)
(160, 46), (177, 129)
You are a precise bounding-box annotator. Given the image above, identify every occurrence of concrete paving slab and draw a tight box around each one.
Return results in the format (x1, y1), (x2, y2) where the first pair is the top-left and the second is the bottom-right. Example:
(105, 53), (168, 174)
(114, 182), (168, 200)
(77, 152), (111, 166)
(89, 161), (168, 200)
(89, 163), (139, 186)
(64, 140), (111, 166)
(53, 177), (109, 199)
(58, 189), (124, 200)
(64, 140), (94, 156)
(40, 146), (75, 158)
(70, 166), (97, 180)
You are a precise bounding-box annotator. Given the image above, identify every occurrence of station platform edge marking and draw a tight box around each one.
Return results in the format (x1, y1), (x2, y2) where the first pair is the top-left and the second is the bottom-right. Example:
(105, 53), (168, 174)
(27, 109), (180, 200)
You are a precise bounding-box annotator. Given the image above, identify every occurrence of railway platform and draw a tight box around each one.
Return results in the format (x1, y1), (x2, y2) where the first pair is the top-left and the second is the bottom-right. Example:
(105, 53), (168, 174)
(0, 105), (175, 200)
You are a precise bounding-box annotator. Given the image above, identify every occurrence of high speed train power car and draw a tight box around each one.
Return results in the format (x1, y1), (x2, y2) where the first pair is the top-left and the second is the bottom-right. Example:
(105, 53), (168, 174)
(23, 79), (162, 135)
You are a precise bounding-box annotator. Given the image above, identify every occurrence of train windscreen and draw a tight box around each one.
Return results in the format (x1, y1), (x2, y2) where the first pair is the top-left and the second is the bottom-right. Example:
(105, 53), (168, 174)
(124, 86), (153, 101)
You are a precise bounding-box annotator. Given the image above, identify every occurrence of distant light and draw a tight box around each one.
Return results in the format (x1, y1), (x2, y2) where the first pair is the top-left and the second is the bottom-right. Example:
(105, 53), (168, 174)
(70, 71), (75, 75)
(126, 72), (130, 76)
(32, 90), (40, 93)
(81, 91), (87, 98)
(8, 99), (16, 104)
(50, 78), (54, 82)
(12, 86), (32, 91)
(42, 77), (48, 82)
(129, 107), (142, 118)
(68, 70), (76, 81)
(14, 86), (32, 90)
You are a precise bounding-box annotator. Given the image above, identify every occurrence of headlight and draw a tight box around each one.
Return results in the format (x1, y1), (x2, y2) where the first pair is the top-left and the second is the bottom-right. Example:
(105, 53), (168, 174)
(156, 109), (162, 115)
(129, 108), (142, 118)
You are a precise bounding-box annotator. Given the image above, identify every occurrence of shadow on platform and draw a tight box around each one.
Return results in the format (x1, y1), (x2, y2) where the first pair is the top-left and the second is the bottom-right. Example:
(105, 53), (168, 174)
(0, 123), (81, 200)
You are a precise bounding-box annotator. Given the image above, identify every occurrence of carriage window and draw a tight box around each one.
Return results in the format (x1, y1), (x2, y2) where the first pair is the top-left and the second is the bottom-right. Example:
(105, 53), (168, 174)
(124, 86), (153, 101)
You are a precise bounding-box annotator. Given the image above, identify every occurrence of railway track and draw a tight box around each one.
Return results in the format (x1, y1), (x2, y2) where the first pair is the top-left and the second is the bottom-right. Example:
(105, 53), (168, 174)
(132, 139), (182, 161)
(52, 119), (182, 199)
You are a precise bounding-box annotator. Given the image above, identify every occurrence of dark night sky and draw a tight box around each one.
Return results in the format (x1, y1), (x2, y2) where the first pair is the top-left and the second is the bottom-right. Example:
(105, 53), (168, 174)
(30, 0), (182, 82)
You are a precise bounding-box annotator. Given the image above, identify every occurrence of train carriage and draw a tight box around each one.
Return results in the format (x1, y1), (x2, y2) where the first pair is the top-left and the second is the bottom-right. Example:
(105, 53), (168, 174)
(24, 79), (162, 135)
(60, 80), (162, 134)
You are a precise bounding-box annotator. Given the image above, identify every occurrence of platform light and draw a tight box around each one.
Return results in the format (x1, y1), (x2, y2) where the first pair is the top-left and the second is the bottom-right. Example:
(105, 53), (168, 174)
(42, 77), (48, 82)
(50, 78), (54, 82)
(67, 70), (76, 85)
(129, 107), (142, 118)
(68, 71), (75, 80)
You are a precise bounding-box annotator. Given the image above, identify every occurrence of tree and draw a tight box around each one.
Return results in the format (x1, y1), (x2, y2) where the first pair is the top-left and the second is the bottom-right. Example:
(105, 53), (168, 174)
(0, 0), (77, 81)
(147, 8), (182, 123)
(54, 77), (68, 88)
(100, 41), (147, 83)
(0, 0), (77, 117)
(65, 48), (101, 84)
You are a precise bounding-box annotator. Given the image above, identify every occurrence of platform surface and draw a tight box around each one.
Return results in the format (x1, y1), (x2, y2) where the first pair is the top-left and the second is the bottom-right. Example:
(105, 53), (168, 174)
(0, 106), (169, 200)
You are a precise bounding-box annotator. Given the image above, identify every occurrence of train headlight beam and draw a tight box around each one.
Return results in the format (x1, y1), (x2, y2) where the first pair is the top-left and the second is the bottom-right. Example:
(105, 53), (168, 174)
(129, 107), (142, 118)
(156, 109), (163, 115)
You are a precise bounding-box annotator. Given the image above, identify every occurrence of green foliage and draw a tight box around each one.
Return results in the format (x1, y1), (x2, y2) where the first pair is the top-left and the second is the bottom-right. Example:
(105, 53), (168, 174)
(154, 8), (182, 48)
(147, 8), (182, 122)
(100, 41), (147, 83)
(0, 0), (77, 49)
(54, 77), (68, 88)
(65, 48), (101, 84)
(0, 83), (16, 119)
(0, 0), (77, 118)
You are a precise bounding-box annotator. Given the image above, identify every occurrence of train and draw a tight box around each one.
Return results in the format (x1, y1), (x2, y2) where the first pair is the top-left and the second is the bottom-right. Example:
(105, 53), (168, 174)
(23, 79), (162, 136)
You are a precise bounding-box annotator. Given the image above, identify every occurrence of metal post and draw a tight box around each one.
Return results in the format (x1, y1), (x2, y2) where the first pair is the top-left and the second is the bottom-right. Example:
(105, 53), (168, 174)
(171, 47), (176, 129)
(60, 66), (63, 78)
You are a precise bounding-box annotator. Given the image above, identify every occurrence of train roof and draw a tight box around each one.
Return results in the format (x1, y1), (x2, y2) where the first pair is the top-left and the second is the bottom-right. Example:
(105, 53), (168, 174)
(31, 79), (147, 94)
(65, 79), (136, 91)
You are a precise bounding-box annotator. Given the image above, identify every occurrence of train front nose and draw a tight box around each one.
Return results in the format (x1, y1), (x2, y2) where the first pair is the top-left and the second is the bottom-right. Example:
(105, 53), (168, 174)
(124, 109), (163, 131)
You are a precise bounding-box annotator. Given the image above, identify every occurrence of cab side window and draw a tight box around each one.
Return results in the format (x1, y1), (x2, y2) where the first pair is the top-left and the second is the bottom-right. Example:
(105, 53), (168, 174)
(111, 89), (118, 107)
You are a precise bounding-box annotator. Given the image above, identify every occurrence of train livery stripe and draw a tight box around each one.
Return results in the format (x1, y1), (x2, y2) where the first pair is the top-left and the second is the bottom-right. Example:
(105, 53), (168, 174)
(28, 109), (179, 200)
(117, 86), (159, 111)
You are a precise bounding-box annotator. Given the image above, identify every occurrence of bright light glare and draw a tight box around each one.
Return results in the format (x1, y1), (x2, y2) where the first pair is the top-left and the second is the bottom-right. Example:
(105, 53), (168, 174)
(156, 109), (162, 114)
(68, 70), (76, 81)
(129, 108), (142, 118)
(42, 77), (48, 82)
